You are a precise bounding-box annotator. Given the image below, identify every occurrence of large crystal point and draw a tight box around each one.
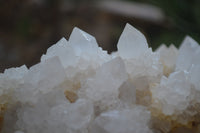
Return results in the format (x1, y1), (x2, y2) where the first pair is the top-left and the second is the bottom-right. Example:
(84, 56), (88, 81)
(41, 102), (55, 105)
(69, 27), (99, 56)
(176, 36), (200, 71)
(117, 23), (148, 59)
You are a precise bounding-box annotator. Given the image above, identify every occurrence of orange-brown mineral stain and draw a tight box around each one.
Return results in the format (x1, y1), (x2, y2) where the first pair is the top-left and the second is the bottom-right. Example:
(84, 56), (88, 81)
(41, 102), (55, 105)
(150, 105), (200, 133)
(65, 90), (78, 103)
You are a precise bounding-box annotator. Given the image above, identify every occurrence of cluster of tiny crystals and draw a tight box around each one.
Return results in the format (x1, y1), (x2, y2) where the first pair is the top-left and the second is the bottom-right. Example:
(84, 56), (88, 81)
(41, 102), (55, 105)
(0, 23), (200, 133)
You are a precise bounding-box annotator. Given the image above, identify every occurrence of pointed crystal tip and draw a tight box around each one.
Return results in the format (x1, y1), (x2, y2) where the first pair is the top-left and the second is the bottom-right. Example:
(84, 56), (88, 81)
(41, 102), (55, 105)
(117, 23), (148, 59)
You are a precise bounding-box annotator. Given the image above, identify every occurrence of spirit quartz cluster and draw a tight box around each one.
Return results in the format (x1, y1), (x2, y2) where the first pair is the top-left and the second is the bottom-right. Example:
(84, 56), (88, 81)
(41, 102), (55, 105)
(0, 23), (200, 133)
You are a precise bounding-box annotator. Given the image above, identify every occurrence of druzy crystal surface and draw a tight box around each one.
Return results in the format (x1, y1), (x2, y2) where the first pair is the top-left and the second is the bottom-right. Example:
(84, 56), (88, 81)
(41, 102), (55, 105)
(0, 23), (200, 133)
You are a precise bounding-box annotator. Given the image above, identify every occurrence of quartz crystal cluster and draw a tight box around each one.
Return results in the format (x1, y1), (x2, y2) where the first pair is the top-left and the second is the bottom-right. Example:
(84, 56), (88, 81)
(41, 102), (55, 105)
(0, 23), (200, 133)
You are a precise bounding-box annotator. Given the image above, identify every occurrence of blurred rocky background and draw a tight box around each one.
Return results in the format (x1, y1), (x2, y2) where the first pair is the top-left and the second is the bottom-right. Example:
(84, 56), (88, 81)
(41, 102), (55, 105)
(0, 0), (200, 72)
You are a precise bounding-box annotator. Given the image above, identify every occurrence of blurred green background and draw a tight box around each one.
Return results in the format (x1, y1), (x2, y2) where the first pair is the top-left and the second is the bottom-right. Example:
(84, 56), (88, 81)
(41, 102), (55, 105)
(0, 0), (199, 72)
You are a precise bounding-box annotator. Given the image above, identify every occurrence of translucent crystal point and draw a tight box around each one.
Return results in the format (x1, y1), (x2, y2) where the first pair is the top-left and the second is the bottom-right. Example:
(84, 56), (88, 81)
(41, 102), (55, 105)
(69, 27), (99, 56)
(117, 23), (148, 59)
(176, 36), (200, 71)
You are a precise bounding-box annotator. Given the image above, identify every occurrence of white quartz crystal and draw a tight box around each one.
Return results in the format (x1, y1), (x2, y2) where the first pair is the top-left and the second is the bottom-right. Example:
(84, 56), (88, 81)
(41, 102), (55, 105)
(156, 44), (178, 76)
(41, 37), (78, 68)
(175, 36), (200, 91)
(69, 27), (99, 56)
(118, 80), (136, 106)
(15, 57), (66, 104)
(78, 57), (128, 112)
(0, 24), (200, 133)
(189, 64), (200, 91)
(16, 97), (93, 133)
(117, 23), (148, 59)
(151, 71), (191, 115)
(90, 106), (152, 133)
(176, 36), (200, 71)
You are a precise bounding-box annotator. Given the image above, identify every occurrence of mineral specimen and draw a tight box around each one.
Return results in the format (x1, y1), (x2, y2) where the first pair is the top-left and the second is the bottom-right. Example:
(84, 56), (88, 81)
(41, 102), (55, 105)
(0, 23), (200, 133)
